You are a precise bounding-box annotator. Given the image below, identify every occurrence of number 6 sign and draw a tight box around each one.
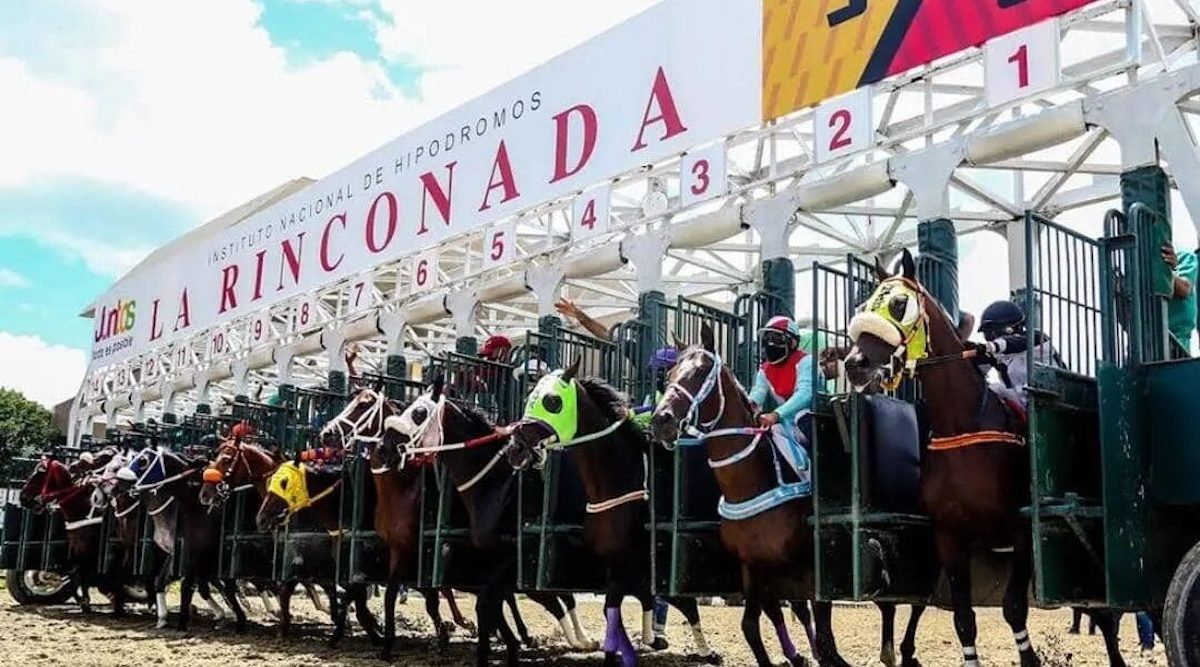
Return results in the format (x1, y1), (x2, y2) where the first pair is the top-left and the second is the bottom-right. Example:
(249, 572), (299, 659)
(679, 143), (727, 207)
(814, 86), (873, 163)
(411, 250), (439, 293)
(984, 19), (1059, 108)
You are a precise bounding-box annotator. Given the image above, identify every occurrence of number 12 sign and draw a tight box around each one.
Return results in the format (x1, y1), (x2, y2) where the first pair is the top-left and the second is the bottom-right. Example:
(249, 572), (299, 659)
(984, 18), (1060, 109)
(814, 86), (873, 163)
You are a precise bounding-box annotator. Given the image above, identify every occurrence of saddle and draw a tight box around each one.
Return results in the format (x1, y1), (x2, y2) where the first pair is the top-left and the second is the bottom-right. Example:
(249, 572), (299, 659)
(860, 395), (921, 513)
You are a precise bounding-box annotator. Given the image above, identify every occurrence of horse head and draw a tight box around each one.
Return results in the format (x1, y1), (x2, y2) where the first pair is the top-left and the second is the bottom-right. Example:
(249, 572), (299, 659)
(650, 323), (747, 444)
(19, 455), (56, 509)
(379, 376), (446, 473)
(505, 357), (585, 471)
(319, 387), (394, 451)
(256, 455), (336, 532)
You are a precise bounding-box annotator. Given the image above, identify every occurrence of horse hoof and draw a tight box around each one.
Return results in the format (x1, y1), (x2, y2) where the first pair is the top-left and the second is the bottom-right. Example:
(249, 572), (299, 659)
(1019, 652), (1042, 667)
(686, 651), (723, 665)
(645, 637), (669, 651)
(900, 658), (922, 667)
(787, 656), (810, 667)
(459, 620), (478, 636)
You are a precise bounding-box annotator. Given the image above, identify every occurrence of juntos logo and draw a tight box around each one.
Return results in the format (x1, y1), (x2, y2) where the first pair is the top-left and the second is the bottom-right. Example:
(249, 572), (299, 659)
(94, 300), (137, 343)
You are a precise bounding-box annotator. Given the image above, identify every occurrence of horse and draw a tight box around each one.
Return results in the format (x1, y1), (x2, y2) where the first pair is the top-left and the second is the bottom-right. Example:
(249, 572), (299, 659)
(506, 360), (721, 667)
(19, 454), (107, 614)
(117, 445), (246, 632)
(378, 379), (603, 666)
(253, 455), (383, 646)
(841, 249), (1126, 667)
(649, 327), (864, 667)
(198, 435), (344, 626)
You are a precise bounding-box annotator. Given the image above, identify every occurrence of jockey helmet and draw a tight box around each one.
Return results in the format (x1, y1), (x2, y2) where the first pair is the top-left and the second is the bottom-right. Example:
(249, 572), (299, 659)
(979, 300), (1025, 339)
(648, 347), (679, 370)
(480, 334), (513, 359)
(759, 315), (799, 364)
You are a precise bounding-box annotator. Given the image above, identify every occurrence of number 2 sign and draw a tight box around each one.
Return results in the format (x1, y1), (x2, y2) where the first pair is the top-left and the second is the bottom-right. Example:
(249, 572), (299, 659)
(679, 143), (726, 207)
(572, 186), (611, 241)
(410, 250), (439, 293)
(814, 86), (873, 163)
(984, 18), (1059, 109)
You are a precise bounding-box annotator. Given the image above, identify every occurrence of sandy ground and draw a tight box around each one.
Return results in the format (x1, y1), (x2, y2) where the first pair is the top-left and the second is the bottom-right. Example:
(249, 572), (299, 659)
(0, 590), (1167, 667)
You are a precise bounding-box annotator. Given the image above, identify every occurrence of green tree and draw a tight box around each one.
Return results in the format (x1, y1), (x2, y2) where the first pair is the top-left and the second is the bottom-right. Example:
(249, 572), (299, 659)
(0, 388), (58, 467)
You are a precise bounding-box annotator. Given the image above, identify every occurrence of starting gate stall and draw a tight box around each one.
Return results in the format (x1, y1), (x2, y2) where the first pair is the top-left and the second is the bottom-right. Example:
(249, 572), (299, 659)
(0, 457), (58, 576)
(809, 258), (939, 603)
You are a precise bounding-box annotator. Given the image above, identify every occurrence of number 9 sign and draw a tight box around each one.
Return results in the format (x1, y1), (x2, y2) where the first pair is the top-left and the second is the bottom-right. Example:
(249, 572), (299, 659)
(410, 250), (439, 293)
(248, 313), (270, 345)
(679, 142), (727, 207)
(814, 86), (873, 163)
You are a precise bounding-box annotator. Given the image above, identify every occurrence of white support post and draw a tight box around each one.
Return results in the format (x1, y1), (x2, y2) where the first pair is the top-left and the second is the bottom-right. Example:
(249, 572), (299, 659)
(888, 140), (966, 221)
(741, 193), (799, 262)
(231, 360), (250, 398)
(620, 230), (672, 294)
(275, 345), (296, 386)
(131, 393), (145, 424)
(444, 290), (481, 340)
(377, 312), (408, 357)
(322, 327), (348, 375)
(524, 266), (566, 319)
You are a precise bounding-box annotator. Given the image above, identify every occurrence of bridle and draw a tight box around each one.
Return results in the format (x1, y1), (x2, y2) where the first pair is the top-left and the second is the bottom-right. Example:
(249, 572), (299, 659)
(121, 446), (196, 516)
(662, 349), (769, 459)
(382, 395), (507, 491)
(203, 441), (274, 508)
(321, 389), (391, 447)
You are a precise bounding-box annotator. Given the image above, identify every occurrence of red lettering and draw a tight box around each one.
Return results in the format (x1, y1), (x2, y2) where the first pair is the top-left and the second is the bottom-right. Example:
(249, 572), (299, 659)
(366, 192), (398, 253)
(251, 249), (267, 301)
(219, 265), (240, 313)
(632, 67), (688, 152)
(550, 104), (598, 183)
(278, 233), (304, 292)
(479, 140), (521, 212)
(417, 162), (457, 235)
(320, 214), (347, 272)
(149, 299), (164, 341)
(174, 289), (192, 331)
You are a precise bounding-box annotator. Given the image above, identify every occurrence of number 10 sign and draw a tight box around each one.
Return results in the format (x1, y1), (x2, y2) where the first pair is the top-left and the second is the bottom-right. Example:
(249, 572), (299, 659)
(984, 19), (1060, 109)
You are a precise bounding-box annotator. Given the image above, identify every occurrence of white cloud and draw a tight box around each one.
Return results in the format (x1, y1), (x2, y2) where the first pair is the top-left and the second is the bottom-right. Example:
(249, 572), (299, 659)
(0, 268), (29, 288)
(0, 332), (87, 408)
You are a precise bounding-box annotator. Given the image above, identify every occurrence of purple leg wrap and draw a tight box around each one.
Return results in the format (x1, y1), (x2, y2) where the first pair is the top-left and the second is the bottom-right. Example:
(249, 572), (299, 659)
(604, 606), (637, 666)
(776, 620), (798, 658)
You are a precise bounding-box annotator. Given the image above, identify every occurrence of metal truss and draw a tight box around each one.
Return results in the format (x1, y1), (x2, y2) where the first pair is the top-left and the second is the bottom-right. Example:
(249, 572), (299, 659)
(75, 0), (1200, 439)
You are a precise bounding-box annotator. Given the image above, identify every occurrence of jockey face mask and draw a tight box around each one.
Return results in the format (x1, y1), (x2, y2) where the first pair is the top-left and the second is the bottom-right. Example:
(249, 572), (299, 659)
(522, 371), (579, 444)
(761, 331), (793, 364)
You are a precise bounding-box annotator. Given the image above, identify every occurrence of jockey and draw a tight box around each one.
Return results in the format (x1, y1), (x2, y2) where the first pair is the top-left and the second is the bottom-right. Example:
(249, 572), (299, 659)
(633, 348), (678, 429)
(748, 316), (814, 479)
(479, 334), (513, 363)
(966, 299), (1059, 413)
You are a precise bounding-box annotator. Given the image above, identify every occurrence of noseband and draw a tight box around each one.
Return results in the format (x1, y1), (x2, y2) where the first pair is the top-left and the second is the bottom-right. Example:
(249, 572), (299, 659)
(321, 390), (390, 447)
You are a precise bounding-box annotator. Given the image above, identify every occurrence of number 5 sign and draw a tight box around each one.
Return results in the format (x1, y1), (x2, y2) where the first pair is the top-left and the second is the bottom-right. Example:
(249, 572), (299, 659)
(572, 186), (611, 241)
(814, 87), (873, 163)
(679, 143), (726, 207)
(484, 221), (518, 269)
(410, 250), (439, 293)
(984, 19), (1059, 109)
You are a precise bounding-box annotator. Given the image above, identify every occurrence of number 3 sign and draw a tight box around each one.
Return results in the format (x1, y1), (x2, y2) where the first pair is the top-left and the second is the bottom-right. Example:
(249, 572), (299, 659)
(814, 86), (873, 163)
(679, 142), (727, 207)
(984, 19), (1060, 109)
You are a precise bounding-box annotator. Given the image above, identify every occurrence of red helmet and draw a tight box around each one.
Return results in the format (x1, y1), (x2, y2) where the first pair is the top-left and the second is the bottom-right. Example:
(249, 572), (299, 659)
(479, 334), (513, 358)
(230, 421), (254, 440)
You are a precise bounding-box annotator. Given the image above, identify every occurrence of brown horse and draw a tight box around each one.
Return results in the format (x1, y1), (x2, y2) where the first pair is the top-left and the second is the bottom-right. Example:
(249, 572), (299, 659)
(842, 250), (1125, 667)
(117, 445), (246, 632)
(649, 329), (852, 667)
(380, 379), (603, 666)
(507, 362), (720, 667)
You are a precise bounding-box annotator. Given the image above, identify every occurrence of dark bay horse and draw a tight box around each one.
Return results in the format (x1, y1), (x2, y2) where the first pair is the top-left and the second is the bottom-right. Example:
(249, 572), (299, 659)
(380, 380), (601, 666)
(842, 250), (1125, 667)
(254, 457), (383, 646)
(19, 455), (107, 613)
(507, 361), (720, 667)
(118, 446), (246, 632)
(649, 328), (857, 667)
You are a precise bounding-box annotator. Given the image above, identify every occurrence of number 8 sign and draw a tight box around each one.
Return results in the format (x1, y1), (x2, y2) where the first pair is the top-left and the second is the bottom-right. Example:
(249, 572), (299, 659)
(411, 250), (439, 293)
(814, 86), (873, 163)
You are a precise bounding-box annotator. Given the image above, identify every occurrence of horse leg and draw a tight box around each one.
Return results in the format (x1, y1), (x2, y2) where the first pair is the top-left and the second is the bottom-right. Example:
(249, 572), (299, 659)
(475, 586), (496, 667)
(667, 596), (719, 663)
(221, 579), (247, 633)
(153, 559), (171, 630)
(900, 605), (926, 667)
(741, 592), (773, 667)
(812, 600), (852, 667)
(198, 578), (229, 624)
(444, 587), (476, 635)
(564, 593), (598, 650)
(380, 580), (399, 660)
(877, 602), (897, 667)
(1087, 610), (1128, 667)
(939, 533), (979, 667)
(352, 583), (382, 644)
(1069, 607), (1082, 634)
(529, 591), (576, 648)
(420, 586), (452, 651)
(305, 581), (329, 614)
(603, 585), (636, 667)
(177, 573), (197, 633)
(1002, 535), (1041, 667)
(764, 595), (807, 667)
(637, 589), (667, 651)
(491, 594), (521, 666)
(328, 585), (352, 648)
(504, 592), (534, 647)
(791, 598), (819, 659)
(276, 581), (296, 638)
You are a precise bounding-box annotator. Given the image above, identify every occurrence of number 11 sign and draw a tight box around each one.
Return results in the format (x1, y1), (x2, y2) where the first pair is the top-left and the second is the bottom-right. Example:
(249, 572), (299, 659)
(984, 18), (1060, 109)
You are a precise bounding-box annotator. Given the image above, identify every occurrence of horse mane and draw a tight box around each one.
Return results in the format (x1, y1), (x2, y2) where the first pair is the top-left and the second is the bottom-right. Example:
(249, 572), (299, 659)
(577, 376), (630, 422)
(449, 399), (496, 432)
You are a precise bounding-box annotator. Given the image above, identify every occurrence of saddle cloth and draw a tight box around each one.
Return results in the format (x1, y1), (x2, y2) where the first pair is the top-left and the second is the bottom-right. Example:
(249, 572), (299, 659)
(766, 419), (811, 485)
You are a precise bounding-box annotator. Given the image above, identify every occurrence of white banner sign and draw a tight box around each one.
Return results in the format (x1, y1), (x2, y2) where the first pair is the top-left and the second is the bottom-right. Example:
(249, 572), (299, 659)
(87, 0), (761, 368)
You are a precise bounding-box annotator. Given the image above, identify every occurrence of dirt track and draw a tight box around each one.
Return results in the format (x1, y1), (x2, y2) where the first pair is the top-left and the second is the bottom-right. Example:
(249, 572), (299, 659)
(0, 592), (1165, 666)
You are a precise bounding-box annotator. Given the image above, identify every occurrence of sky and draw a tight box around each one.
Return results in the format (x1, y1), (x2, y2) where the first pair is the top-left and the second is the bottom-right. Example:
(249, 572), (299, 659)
(0, 0), (1190, 410)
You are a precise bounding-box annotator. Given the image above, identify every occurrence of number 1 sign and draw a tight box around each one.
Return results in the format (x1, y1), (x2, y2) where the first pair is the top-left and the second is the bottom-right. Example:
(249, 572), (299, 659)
(984, 18), (1060, 109)
(814, 86), (873, 163)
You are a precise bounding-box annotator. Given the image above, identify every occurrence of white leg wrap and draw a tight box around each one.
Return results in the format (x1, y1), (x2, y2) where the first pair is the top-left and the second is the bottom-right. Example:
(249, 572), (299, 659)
(569, 608), (598, 649)
(963, 645), (979, 667)
(1014, 629), (1032, 651)
(206, 594), (227, 620)
(691, 622), (714, 656)
(558, 616), (582, 649)
(642, 610), (656, 646)
(156, 592), (169, 628)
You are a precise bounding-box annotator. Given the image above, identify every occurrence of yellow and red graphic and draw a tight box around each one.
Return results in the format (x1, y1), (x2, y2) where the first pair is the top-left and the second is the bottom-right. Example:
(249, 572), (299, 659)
(762, 0), (1100, 121)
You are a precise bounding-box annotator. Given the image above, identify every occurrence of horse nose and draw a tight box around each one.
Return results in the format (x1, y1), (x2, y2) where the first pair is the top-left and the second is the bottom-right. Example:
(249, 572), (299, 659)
(652, 410), (675, 428)
(844, 351), (866, 370)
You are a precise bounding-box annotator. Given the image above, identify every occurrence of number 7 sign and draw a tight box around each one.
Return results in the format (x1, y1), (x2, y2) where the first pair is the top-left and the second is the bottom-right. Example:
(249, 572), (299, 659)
(984, 18), (1060, 109)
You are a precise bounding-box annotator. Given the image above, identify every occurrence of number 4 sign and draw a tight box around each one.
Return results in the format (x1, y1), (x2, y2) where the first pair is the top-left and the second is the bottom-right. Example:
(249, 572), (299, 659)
(814, 87), (873, 163)
(411, 250), (439, 293)
(573, 186), (611, 241)
(984, 19), (1060, 109)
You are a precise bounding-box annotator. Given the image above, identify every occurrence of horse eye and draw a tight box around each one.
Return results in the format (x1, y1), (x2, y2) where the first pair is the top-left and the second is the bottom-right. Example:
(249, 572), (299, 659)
(542, 394), (562, 413)
(888, 294), (909, 322)
(280, 478), (288, 490)
(412, 407), (427, 425)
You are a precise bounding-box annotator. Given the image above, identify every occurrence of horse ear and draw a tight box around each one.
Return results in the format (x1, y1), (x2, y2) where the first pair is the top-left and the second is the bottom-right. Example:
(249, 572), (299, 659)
(873, 256), (890, 281)
(956, 311), (976, 341)
(900, 249), (916, 279)
(561, 356), (582, 382)
(700, 323), (715, 353)
(671, 331), (686, 352)
(430, 374), (445, 400)
(292, 451), (301, 465)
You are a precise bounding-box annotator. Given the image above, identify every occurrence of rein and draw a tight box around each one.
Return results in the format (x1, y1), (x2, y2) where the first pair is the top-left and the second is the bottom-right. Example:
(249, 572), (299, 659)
(323, 390), (390, 446)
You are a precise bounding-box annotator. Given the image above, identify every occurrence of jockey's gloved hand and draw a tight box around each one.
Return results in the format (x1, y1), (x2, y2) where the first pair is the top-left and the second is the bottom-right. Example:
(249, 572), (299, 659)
(757, 412), (780, 428)
(966, 341), (992, 358)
